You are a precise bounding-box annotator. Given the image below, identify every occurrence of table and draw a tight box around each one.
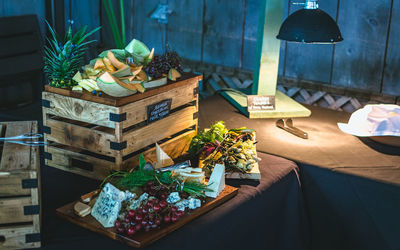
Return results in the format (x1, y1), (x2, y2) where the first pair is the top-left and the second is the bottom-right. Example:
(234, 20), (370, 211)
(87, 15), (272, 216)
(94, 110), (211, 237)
(199, 95), (400, 250)
(37, 152), (308, 250)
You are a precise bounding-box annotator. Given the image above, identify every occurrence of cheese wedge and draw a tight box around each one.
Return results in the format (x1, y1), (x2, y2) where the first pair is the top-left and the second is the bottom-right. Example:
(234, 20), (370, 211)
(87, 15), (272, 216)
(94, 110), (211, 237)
(155, 143), (174, 169)
(74, 201), (91, 217)
(205, 164), (225, 198)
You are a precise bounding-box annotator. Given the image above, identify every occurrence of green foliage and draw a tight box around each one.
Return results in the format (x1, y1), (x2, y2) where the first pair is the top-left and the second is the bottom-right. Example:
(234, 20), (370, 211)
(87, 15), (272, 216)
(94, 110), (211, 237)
(102, 154), (211, 198)
(43, 21), (100, 87)
(102, 0), (126, 48)
(188, 121), (228, 155)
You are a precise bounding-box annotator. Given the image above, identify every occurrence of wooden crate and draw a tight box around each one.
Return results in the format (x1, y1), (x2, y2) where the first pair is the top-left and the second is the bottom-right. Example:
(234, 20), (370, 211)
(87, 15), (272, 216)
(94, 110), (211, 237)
(0, 121), (41, 249)
(42, 73), (201, 180)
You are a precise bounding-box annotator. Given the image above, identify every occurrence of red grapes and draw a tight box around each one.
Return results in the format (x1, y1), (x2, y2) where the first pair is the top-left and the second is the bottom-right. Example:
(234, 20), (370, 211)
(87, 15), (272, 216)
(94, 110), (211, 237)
(146, 51), (182, 79)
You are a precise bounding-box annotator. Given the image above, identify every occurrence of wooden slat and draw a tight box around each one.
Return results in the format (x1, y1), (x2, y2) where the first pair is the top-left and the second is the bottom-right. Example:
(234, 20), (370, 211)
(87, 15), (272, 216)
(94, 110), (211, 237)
(286, 87), (300, 97)
(208, 79), (222, 92)
(350, 98), (362, 110)
(328, 96), (351, 110)
(331, 0), (392, 91)
(0, 33), (41, 58)
(130, 0), (166, 53)
(123, 130), (197, 169)
(305, 91), (326, 105)
(120, 81), (198, 129)
(299, 89), (311, 101)
(221, 75), (239, 89)
(42, 92), (118, 128)
(45, 145), (113, 181)
(381, 1), (400, 95)
(0, 15), (40, 37)
(0, 121), (33, 171)
(122, 106), (198, 155)
(231, 77), (243, 88)
(202, 0), (244, 68)
(242, 0), (261, 70)
(67, 0), (100, 58)
(0, 51), (43, 77)
(323, 94), (336, 106)
(241, 79), (253, 88)
(0, 225), (40, 249)
(0, 172), (36, 197)
(45, 118), (117, 157)
(0, 197), (34, 224)
(167, 0), (204, 61)
(44, 73), (202, 106)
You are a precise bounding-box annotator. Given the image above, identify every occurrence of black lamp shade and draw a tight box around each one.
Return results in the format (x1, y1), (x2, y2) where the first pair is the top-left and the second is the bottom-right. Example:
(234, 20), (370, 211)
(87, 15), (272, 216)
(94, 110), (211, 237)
(277, 9), (343, 43)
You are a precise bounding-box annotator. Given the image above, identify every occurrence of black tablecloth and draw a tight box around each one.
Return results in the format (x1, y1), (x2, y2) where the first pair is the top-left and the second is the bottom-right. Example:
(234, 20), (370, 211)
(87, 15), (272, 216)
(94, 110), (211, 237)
(38, 152), (309, 250)
(198, 95), (400, 186)
(199, 95), (400, 250)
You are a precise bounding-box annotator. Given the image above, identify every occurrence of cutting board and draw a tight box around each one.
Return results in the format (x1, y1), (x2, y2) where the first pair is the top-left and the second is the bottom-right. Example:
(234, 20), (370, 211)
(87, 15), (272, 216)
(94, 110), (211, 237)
(56, 185), (238, 248)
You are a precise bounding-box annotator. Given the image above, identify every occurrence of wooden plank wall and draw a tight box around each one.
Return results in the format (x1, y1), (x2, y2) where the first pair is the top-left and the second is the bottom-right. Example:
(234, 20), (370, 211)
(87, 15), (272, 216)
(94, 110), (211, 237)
(1, 0), (399, 96)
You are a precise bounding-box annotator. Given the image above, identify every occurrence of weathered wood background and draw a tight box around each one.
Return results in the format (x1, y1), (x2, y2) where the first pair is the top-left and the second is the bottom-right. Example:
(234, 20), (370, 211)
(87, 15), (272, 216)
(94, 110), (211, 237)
(1, 0), (399, 96)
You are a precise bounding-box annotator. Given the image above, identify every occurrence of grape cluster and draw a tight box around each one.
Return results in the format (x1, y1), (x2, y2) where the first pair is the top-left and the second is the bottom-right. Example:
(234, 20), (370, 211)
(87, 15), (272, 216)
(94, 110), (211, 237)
(146, 51), (182, 79)
(115, 181), (186, 236)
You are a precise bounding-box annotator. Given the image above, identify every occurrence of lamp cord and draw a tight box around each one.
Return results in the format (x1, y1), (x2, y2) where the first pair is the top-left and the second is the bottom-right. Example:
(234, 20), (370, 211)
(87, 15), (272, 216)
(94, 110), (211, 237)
(214, 88), (248, 97)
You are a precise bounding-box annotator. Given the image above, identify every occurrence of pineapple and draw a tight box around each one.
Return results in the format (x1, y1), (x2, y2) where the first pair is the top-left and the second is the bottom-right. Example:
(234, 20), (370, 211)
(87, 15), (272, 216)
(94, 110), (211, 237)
(43, 21), (100, 88)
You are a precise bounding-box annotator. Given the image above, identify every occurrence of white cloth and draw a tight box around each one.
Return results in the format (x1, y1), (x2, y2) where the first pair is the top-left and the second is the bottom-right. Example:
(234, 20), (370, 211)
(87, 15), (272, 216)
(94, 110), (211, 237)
(337, 104), (400, 137)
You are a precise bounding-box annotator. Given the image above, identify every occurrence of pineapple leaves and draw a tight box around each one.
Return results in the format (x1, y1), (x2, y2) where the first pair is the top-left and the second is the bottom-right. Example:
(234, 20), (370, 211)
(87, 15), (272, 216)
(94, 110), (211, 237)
(43, 20), (100, 87)
(76, 26), (101, 45)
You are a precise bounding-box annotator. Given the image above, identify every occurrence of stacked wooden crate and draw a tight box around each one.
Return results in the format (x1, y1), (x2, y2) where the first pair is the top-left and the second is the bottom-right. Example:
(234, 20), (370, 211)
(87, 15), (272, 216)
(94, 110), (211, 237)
(42, 73), (201, 180)
(0, 121), (41, 249)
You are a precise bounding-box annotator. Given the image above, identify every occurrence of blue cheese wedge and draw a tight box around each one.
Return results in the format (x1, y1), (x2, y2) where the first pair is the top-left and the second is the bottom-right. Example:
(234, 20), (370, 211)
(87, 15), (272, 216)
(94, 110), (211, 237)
(91, 183), (126, 228)
(205, 164), (225, 198)
(175, 200), (189, 211)
(188, 197), (201, 210)
(167, 192), (181, 204)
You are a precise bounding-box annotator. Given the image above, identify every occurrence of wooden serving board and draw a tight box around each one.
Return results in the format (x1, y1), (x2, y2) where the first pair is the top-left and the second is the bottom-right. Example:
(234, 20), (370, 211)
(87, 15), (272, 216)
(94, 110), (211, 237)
(225, 162), (261, 180)
(56, 185), (238, 248)
(45, 72), (202, 107)
(199, 160), (261, 180)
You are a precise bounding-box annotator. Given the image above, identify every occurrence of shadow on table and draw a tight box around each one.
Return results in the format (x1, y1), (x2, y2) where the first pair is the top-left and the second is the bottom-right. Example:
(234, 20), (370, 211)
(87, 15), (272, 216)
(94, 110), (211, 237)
(226, 179), (260, 187)
(358, 137), (400, 156)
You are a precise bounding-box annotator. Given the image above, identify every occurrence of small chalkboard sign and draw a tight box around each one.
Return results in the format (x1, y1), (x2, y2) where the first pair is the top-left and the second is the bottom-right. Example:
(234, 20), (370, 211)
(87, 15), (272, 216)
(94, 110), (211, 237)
(147, 99), (172, 124)
(247, 95), (275, 112)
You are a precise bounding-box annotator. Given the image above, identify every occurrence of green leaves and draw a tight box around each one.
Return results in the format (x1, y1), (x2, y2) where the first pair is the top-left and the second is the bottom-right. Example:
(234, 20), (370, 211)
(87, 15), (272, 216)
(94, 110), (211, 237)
(188, 121), (228, 155)
(139, 154), (146, 171)
(43, 20), (100, 87)
(102, 0), (125, 48)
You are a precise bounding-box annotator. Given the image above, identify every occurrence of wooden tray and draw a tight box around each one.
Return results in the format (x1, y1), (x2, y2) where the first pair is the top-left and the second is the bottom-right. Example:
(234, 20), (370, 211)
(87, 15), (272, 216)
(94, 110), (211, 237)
(56, 185), (238, 248)
(44, 72), (202, 107)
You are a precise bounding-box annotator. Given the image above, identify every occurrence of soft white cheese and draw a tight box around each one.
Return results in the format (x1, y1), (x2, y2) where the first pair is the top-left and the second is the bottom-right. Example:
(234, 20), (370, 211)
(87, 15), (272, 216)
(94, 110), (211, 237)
(91, 183), (125, 228)
(205, 164), (225, 198)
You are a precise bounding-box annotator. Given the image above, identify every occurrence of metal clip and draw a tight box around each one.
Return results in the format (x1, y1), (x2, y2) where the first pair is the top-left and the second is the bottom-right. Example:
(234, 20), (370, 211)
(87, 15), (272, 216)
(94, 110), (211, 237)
(276, 118), (308, 139)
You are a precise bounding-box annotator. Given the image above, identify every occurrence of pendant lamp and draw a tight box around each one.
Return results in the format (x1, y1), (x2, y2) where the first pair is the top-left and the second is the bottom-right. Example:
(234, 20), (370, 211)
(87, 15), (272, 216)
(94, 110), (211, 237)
(277, 0), (343, 43)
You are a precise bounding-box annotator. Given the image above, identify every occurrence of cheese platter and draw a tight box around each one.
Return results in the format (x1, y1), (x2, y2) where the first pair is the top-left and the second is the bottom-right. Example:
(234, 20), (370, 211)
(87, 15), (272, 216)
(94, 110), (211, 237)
(56, 185), (237, 248)
(56, 153), (238, 248)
